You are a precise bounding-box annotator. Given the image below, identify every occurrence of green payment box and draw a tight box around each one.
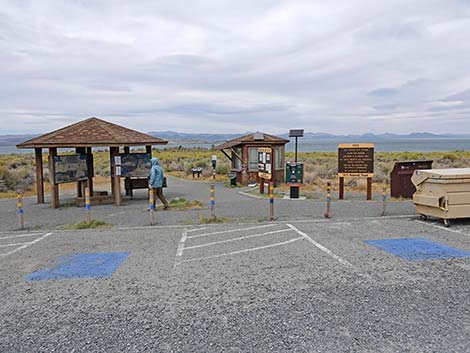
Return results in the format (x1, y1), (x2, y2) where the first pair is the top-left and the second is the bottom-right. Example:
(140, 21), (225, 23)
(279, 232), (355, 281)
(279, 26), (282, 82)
(286, 162), (304, 184)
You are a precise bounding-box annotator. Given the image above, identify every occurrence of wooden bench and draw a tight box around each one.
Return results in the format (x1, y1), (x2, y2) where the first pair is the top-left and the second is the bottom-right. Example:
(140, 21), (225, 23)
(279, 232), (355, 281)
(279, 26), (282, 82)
(191, 167), (204, 178)
(124, 178), (149, 198)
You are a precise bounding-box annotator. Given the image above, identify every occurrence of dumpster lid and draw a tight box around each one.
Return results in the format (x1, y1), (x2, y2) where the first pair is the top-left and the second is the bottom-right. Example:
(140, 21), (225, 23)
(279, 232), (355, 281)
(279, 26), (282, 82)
(412, 168), (470, 186)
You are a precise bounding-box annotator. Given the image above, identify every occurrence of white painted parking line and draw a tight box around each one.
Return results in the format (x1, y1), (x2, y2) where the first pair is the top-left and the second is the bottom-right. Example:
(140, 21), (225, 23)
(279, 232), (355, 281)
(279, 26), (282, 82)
(176, 236), (304, 265)
(415, 220), (470, 237)
(0, 233), (43, 240)
(286, 224), (357, 269)
(186, 227), (209, 234)
(187, 224), (278, 239)
(184, 229), (292, 250)
(0, 233), (52, 258)
(176, 229), (188, 257)
(0, 241), (32, 248)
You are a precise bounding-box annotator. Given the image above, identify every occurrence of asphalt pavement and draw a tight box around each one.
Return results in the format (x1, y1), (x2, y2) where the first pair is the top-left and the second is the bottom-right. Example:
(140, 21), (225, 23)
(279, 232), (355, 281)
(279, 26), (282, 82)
(0, 177), (469, 352)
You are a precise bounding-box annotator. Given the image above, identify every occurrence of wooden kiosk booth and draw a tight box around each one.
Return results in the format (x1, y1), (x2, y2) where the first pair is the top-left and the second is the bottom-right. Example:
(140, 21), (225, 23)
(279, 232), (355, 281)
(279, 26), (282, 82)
(214, 132), (288, 186)
(16, 117), (167, 208)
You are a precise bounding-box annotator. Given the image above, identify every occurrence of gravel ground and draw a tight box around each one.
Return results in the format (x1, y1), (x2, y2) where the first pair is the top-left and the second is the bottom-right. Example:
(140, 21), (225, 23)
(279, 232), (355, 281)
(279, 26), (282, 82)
(0, 216), (469, 352)
(0, 176), (417, 232)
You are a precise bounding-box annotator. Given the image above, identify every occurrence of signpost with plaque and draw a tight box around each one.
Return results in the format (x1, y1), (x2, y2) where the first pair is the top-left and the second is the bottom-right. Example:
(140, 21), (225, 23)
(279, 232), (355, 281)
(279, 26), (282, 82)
(338, 143), (374, 200)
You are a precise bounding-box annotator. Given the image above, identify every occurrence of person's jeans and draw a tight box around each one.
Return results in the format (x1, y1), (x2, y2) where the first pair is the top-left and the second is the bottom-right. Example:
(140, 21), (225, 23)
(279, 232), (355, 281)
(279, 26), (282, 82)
(152, 187), (169, 208)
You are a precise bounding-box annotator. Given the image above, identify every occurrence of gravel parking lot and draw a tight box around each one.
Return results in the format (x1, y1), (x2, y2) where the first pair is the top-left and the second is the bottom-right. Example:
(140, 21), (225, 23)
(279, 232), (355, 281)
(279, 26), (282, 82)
(0, 216), (469, 352)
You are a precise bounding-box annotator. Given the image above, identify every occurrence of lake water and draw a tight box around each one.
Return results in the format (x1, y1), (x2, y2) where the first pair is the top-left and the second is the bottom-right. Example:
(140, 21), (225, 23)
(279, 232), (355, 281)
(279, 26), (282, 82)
(2, 138), (470, 155)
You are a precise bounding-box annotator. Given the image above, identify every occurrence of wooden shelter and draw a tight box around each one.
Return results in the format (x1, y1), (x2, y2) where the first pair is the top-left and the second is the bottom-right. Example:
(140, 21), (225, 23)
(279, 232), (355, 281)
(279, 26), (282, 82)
(214, 132), (289, 186)
(16, 117), (167, 208)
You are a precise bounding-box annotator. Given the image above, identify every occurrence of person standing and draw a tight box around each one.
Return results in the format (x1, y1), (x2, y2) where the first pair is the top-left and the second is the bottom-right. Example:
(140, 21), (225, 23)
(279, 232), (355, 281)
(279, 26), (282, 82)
(149, 157), (169, 210)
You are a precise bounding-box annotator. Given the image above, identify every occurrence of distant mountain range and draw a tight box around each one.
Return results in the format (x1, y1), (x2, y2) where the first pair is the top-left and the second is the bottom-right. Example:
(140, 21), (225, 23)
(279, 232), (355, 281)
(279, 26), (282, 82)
(2, 131), (470, 146)
(147, 131), (470, 144)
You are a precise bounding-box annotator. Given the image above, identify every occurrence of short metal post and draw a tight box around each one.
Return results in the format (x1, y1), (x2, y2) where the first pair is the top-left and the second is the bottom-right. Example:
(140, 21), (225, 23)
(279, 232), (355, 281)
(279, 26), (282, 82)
(210, 184), (216, 220)
(381, 185), (387, 217)
(85, 187), (91, 223)
(17, 192), (24, 229)
(149, 188), (156, 225)
(324, 182), (332, 218)
(213, 167), (216, 180)
(269, 182), (274, 221)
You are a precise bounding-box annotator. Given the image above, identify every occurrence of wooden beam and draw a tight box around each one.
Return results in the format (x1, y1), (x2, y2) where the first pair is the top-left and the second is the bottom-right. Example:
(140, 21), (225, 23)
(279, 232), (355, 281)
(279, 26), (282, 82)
(230, 147), (243, 162)
(35, 148), (44, 204)
(76, 148), (86, 198)
(87, 147), (94, 196)
(221, 149), (233, 162)
(48, 148), (59, 208)
(109, 147), (119, 196)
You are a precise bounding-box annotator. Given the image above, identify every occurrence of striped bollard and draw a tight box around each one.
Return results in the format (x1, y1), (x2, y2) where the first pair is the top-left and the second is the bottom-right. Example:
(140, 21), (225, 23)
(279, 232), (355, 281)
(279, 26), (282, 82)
(149, 188), (156, 225)
(85, 187), (91, 223)
(269, 182), (274, 221)
(381, 185), (387, 217)
(210, 184), (216, 220)
(17, 192), (24, 229)
(324, 182), (332, 218)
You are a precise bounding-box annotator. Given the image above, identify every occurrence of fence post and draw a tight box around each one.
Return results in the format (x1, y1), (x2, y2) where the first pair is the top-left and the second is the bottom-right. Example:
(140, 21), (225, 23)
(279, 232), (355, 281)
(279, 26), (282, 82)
(149, 188), (156, 225)
(381, 184), (387, 217)
(269, 182), (274, 221)
(210, 184), (216, 220)
(85, 187), (91, 223)
(17, 192), (24, 229)
(324, 182), (332, 218)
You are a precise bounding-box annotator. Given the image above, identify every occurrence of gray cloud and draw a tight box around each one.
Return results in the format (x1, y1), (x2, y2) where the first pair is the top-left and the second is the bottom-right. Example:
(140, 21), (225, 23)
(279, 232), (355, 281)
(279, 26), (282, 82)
(1, 0), (470, 134)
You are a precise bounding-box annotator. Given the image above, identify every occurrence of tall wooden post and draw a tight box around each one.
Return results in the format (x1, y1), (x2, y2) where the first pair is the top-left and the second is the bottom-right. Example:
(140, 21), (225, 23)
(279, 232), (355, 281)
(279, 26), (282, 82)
(34, 148), (44, 204)
(48, 147), (59, 208)
(109, 147), (119, 196)
(123, 146), (130, 196)
(146, 145), (152, 157)
(86, 147), (94, 196)
(339, 177), (344, 200)
(367, 177), (372, 201)
(76, 147), (86, 198)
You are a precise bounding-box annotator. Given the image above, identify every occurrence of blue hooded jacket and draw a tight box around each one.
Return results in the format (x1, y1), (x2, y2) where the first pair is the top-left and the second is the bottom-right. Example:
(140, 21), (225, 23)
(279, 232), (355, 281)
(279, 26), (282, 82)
(149, 157), (164, 188)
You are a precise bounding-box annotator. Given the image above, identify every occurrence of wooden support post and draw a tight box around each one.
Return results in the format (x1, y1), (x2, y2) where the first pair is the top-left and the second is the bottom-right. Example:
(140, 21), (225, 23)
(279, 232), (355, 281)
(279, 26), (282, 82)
(76, 147), (85, 198)
(367, 177), (372, 201)
(146, 145), (152, 156)
(259, 177), (265, 194)
(109, 147), (119, 196)
(48, 148), (59, 208)
(114, 163), (122, 206)
(87, 147), (94, 196)
(34, 148), (44, 204)
(339, 177), (344, 200)
(123, 146), (130, 196)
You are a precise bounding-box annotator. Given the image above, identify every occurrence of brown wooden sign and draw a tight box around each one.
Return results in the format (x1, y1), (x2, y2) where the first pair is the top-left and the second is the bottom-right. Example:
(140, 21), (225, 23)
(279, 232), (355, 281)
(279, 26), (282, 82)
(338, 143), (374, 177)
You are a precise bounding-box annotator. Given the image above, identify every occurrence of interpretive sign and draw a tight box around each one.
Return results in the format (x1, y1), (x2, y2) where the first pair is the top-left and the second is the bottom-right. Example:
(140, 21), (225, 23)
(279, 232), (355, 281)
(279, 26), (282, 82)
(258, 147), (272, 180)
(54, 154), (88, 184)
(338, 143), (374, 177)
(120, 153), (151, 178)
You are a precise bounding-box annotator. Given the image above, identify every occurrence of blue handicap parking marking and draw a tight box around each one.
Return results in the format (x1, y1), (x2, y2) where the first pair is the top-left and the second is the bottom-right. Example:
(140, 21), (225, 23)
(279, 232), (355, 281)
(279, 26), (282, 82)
(26, 252), (129, 281)
(364, 238), (470, 261)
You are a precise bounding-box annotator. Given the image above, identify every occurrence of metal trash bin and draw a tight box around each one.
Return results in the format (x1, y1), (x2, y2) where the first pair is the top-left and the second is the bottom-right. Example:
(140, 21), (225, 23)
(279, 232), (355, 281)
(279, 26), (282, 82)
(411, 168), (470, 227)
(390, 160), (433, 198)
(228, 172), (237, 186)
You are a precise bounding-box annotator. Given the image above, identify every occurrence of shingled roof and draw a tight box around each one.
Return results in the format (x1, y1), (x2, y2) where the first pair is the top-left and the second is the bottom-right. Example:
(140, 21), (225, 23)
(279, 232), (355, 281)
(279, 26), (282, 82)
(214, 132), (289, 150)
(17, 117), (168, 148)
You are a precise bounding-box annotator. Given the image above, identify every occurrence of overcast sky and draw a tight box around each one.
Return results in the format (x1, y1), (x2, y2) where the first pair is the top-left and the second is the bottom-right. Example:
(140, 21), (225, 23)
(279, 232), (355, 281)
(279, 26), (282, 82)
(1, 0), (470, 135)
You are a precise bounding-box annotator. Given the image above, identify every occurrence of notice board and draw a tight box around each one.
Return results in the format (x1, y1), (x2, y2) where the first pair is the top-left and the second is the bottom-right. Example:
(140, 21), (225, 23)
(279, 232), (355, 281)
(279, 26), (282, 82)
(54, 154), (88, 184)
(258, 147), (272, 180)
(338, 143), (374, 177)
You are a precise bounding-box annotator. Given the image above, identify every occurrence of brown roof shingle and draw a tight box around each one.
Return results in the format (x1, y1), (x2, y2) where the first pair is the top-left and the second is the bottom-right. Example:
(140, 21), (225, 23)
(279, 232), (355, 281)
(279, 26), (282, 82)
(214, 132), (289, 150)
(17, 117), (168, 148)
